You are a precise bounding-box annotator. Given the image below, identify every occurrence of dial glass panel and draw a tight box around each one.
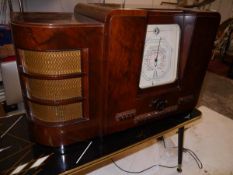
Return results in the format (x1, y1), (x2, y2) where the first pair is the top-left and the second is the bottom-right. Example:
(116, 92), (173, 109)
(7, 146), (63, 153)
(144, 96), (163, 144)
(139, 24), (180, 89)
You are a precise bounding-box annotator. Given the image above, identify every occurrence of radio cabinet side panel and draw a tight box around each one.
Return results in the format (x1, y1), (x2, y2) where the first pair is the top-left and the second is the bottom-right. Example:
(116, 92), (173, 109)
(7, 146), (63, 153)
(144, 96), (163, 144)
(179, 12), (220, 110)
(11, 22), (105, 146)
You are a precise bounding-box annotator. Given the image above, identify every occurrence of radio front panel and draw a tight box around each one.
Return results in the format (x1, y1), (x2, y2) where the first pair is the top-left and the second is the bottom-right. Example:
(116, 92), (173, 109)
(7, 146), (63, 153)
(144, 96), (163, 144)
(10, 6), (220, 147)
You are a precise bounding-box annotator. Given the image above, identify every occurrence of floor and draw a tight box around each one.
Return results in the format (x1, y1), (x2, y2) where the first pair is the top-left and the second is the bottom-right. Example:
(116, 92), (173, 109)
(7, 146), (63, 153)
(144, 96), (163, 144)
(199, 71), (233, 119)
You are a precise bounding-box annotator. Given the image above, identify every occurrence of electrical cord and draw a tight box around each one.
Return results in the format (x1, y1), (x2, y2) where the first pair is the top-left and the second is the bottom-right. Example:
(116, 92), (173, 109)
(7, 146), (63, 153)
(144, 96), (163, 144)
(111, 158), (177, 174)
(111, 137), (203, 174)
(182, 148), (203, 169)
(161, 137), (203, 169)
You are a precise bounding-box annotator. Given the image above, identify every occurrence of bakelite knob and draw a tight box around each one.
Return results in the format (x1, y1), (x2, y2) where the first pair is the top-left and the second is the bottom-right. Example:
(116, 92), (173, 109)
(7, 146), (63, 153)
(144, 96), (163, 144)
(152, 99), (167, 111)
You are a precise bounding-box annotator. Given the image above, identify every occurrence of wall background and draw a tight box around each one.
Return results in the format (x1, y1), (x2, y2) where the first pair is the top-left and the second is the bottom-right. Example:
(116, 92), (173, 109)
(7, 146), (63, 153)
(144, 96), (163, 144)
(23, 0), (233, 23)
(1, 0), (233, 23)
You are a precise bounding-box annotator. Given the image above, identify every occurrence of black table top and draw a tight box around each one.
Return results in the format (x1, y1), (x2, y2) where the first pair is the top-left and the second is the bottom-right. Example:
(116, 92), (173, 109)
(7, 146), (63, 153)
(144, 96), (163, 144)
(0, 109), (201, 175)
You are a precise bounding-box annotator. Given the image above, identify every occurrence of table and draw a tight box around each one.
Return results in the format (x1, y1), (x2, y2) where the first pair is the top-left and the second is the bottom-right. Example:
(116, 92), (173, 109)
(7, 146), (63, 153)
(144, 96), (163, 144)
(0, 109), (201, 175)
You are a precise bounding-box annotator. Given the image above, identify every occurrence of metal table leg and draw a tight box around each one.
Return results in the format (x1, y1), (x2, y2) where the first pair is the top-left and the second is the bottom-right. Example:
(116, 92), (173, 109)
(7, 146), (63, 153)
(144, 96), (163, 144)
(177, 127), (184, 172)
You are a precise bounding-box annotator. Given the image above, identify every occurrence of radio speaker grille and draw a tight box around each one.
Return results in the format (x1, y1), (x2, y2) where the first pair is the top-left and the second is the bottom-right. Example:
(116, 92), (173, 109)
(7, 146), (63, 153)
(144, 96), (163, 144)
(19, 50), (81, 75)
(28, 101), (83, 122)
(18, 49), (86, 123)
(24, 77), (82, 100)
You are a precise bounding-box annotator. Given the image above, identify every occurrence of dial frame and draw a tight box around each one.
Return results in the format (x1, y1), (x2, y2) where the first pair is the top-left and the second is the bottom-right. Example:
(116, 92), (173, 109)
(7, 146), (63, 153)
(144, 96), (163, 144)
(139, 24), (181, 89)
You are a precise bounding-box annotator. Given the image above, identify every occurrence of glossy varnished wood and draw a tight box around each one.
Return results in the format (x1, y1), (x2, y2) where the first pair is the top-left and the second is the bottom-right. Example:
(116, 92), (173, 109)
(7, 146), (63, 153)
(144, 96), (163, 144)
(0, 109), (200, 175)
(11, 12), (105, 146)
(10, 4), (220, 147)
(74, 4), (219, 135)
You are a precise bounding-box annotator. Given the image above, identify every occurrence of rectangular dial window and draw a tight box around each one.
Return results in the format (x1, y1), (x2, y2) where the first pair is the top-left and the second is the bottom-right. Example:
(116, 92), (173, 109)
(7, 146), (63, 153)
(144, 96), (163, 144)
(139, 24), (180, 89)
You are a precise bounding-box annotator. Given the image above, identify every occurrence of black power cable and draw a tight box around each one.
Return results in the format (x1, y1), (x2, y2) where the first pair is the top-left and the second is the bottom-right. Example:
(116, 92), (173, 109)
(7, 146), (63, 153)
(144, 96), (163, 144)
(111, 158), (177, 174)
(161, 137), (203, 169)
(182, 148), (203, 169)
(111, 137), (203, 174)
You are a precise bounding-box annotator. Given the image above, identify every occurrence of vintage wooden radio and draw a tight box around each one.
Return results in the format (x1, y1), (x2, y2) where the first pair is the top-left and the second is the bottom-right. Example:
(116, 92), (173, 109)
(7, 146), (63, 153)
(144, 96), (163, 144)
(10, 3), (220, 147)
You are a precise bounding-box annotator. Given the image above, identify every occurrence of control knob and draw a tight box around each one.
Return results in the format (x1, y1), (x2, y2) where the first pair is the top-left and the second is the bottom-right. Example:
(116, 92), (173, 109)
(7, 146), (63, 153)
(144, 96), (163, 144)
(151, 99), (168, 111)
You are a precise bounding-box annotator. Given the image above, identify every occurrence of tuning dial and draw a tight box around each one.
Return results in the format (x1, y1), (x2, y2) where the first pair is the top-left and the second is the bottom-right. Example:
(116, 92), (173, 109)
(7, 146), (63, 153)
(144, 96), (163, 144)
(151, 99), (167, 111)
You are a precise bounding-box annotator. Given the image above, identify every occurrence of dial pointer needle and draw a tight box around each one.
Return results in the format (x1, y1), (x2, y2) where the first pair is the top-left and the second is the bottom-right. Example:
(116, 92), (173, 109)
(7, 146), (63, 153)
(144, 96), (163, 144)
(154, 37), (161, 67)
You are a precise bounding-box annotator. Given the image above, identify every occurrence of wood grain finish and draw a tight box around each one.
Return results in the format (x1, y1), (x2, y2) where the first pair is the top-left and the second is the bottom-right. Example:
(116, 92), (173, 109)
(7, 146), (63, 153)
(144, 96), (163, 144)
(97, 7), (220, 135)
(11, 12), (104, 146)
(10, 4), (220, 147)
